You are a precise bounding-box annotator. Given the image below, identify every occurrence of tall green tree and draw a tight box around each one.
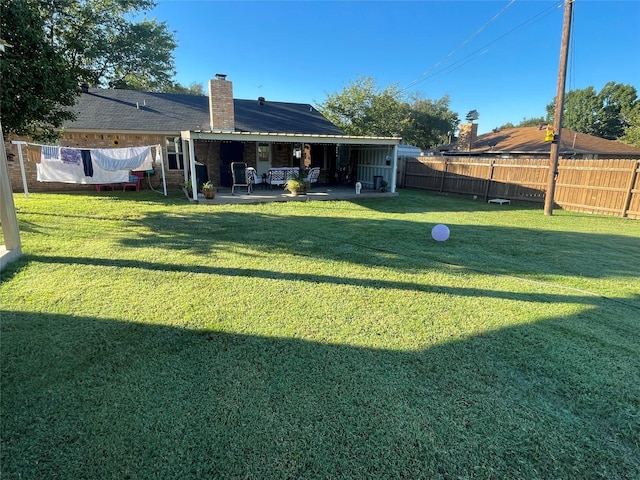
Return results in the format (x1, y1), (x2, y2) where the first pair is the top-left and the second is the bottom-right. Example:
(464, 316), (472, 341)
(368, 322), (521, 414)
(620, 105), (640, 147)
(1, 0), (178, 140)
(317, 76), (408, 137)
(166, 82), (206, 96)
(497, 117), (547, 130)
(40, 0), (177, 91)
(0, 0), (78, 141)
(403, 95), (459, 149)
(546, 82), (639, 141)
(317, 77), (459, 150)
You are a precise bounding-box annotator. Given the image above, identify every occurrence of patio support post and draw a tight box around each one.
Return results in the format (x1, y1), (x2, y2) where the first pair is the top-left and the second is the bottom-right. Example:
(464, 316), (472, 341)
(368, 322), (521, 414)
(390, 144), (398, 193)
(188, 137), (197, 200)
(181, 138), (189, 184)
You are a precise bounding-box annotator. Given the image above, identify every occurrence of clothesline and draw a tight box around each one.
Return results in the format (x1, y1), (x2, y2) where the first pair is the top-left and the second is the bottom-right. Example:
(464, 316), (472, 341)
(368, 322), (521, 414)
(11, 142), (167, 198)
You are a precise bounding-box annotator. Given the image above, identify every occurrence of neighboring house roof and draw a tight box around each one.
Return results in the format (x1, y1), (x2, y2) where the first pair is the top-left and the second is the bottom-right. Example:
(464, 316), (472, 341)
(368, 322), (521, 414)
(436, 126), (640, 156)
(64, 88), (345, 136)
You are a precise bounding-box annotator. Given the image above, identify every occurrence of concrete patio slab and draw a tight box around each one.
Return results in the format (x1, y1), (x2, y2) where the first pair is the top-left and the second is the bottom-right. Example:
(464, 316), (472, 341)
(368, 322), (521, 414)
(190, 186), (398, 205)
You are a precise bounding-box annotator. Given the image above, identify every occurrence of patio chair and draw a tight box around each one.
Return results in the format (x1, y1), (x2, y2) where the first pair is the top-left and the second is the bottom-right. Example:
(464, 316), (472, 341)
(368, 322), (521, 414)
(122, 170), (144, 192)
(267, 168), (287, 188)
(231, 162), (252, 195)
(303, 167), (321, 188)
(246, 167), (264, 189)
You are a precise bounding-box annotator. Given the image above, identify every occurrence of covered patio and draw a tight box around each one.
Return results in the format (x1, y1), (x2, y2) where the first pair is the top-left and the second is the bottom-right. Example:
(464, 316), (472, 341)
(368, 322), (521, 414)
(180, 130), (401, 200)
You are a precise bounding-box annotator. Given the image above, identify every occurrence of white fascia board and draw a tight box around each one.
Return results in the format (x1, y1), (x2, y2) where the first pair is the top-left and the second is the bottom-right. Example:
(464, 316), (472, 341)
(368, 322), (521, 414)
(181, 130), (401, 146)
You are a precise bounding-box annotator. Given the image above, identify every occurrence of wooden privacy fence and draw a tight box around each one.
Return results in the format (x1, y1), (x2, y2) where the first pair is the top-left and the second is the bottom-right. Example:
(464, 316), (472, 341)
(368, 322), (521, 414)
(402, 157), (640, 219)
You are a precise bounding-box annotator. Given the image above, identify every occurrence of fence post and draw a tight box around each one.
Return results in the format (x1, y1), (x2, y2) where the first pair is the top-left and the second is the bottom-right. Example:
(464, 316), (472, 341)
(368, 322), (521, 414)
(439, 159), (448, 193)
(621, 160), (640, 218)
(484, 160), (495, 201)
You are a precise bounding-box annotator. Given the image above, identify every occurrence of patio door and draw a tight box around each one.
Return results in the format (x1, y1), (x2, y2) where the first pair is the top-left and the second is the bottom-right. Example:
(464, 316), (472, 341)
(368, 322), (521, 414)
(256, 142), (271, 179)
(220, 141), (244, 187)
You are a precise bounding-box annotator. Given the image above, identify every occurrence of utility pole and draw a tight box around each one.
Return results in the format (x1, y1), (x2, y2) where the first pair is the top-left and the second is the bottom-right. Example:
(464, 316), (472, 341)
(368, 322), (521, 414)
(544, 0), (574, 215)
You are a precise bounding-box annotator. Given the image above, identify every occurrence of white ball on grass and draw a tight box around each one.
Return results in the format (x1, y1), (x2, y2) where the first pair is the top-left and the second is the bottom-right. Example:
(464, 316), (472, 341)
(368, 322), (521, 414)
(431, 224), (450, 242)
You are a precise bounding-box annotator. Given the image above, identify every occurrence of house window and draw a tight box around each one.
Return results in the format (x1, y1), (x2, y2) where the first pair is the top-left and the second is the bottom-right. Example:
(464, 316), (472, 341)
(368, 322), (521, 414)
(258, 142), (271, 162)
(166, 136), (185, 170)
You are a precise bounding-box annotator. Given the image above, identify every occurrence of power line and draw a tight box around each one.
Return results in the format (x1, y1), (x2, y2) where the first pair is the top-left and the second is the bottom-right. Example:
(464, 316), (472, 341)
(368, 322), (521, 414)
(400, 0), (563, 93)
(401, 0), (517, 92)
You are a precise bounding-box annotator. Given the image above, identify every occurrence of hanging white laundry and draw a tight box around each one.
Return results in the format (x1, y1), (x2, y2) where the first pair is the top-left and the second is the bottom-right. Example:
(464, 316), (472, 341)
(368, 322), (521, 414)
(37, 146), (84, 183)
(32, 143), (165, 189)
(37, 146), (128, 184)
(91, 146), (153, 171)
(89, 162), (129, 184)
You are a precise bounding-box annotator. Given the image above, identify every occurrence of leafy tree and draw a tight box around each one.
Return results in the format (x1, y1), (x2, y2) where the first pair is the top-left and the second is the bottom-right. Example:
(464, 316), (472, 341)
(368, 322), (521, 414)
(166, 82), (206, 96)
(403, 94), (459, 148)
(1, 0), (179, 140)
(620, 105), (640, 147)
(317, 76), (407, 137)
(597, 82), (638, 139)
(40, 0), (177, 91)
(496, 117), (547, 130)
(546, 87), (600, 136)
(546, 82), (639, 140)
(317, 76), (459, 150)
(0, 0), (78, 141)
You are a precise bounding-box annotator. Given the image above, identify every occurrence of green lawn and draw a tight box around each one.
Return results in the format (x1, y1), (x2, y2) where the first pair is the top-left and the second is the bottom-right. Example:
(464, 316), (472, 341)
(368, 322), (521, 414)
(2, 188), (639, 479)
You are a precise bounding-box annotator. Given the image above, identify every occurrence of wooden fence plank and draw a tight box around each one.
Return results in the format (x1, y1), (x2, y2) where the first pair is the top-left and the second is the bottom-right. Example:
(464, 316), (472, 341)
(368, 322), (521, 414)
(404, 156), (640, 218)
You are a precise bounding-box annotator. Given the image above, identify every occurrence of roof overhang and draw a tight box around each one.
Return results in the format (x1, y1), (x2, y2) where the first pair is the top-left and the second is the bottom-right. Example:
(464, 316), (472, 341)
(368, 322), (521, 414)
(181, 130), (401, 146)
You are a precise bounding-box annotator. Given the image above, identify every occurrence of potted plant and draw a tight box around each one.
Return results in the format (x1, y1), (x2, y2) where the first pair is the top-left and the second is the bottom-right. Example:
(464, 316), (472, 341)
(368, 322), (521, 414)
(379, 180), (388, 192)
(202, 180), (216, 199)
(284, 172), (307, 196)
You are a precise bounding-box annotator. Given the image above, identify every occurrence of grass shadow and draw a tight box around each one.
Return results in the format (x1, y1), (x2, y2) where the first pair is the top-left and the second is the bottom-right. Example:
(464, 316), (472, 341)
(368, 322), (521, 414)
(117, 209), (640, 283)
(2, 309), (638, 479)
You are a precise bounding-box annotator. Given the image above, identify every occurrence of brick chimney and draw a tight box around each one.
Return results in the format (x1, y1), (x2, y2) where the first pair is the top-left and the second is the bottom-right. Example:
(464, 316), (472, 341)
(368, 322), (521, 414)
(457, 122), (478, 151)
(208, 74), (235, 131)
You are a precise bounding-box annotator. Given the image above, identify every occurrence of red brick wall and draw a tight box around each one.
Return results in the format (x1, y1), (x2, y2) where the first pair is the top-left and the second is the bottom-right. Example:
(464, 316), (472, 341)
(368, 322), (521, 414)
(208, 77), (235, 131)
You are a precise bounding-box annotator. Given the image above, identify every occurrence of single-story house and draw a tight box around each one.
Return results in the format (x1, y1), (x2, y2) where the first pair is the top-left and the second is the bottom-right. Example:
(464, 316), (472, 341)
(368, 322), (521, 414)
(428, 123), (640, 159)
(7, 74), (401, 193)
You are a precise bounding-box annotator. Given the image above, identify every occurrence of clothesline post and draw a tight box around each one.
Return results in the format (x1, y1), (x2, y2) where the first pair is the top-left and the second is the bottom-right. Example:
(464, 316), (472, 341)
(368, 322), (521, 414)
(156, 145), (167, 196)
(10, 141), (29, 199)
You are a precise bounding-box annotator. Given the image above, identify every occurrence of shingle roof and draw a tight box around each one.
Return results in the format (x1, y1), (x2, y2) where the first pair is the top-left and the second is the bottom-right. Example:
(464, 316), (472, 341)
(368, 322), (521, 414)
(475, 127), (640, 154)
(438, 126), (640, 155)
(64, 88), (345, 136)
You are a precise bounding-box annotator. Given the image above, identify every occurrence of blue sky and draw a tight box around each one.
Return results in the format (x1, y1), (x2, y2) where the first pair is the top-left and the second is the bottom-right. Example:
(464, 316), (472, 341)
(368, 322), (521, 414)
(148, 0), (640, 135)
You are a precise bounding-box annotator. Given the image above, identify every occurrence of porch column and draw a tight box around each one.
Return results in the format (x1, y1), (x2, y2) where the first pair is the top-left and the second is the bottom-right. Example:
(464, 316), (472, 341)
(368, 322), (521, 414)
(390, 144), (398, 193)
(181, 138), (189, 183)
(188, 138), (197, 200)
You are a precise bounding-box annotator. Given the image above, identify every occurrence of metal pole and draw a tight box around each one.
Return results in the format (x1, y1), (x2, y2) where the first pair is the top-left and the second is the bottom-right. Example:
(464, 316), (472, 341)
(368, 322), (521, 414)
(544, 0), (574, 215)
